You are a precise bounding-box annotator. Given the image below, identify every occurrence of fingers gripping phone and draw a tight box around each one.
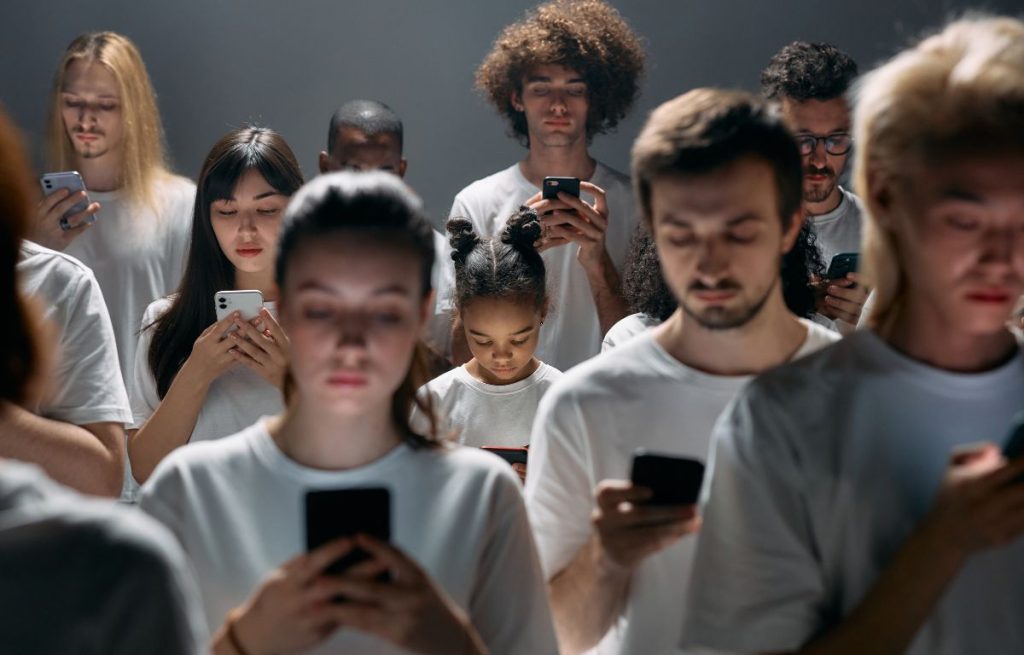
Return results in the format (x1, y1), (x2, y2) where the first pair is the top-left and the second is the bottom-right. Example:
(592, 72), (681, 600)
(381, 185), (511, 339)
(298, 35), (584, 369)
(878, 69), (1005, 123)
(305, 488), (391, 580)
(826, 252), (859, 280)
(214, 290), (264, 336)
(40, 171), (93, 228)
(542, 176), (581, 200)
(630, 449), (705, 506)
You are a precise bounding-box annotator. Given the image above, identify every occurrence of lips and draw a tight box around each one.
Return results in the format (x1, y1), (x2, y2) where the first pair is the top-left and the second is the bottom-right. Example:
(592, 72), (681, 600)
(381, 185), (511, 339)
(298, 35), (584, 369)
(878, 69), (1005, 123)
(236, 248), (263, 258)
(545, 120), (571, 127)
(75, 134), (99, 142)
(327, 372), (367, 387)
(965, 290), (1012, 303)
(693, 290), (738, 303)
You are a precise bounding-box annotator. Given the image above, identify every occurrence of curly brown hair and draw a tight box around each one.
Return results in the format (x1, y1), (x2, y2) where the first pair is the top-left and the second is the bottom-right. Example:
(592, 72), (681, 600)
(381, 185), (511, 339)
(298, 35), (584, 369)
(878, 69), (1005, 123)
(476, 0), (646, 147)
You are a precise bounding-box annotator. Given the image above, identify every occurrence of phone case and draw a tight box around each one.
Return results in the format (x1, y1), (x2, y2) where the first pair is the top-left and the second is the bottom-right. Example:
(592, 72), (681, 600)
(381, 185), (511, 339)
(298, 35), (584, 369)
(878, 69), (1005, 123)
(40, 171), (92, 223)
(481, 446), (529, 466)
(826, 252), (859, 279)
(215, 290), (264, 334)
(306, 487), (391, 578)
(542, 176), (581, 200)
(631, 450), (705, 506)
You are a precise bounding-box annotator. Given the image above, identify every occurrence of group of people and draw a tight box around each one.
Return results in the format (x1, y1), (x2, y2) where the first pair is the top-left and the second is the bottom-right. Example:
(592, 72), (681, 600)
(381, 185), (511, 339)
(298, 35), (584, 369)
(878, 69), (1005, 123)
(1, 1), (1023, 654)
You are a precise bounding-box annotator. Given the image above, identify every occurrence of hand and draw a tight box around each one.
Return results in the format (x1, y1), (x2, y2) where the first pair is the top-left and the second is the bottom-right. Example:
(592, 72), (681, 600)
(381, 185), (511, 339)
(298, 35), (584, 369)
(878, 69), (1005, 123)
(526, 183), (612, 271)
(511, 463), (527, 484)
(817, 272), (870, 324)
(33, 188), (100, 251)
(226, 308), (290, 389)
(180, 312), (243, 388)
(229, 539), (358, 655)
(325, 534), (487, 655)
(591, 480), (701, 573)
(924, 443), (1024, 556)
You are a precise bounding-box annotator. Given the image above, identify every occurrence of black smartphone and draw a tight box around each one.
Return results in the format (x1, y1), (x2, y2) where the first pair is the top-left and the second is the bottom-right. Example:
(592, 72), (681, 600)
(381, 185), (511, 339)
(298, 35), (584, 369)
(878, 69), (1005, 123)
(542, 176), (581, 200)
(481, 446), (528, 466)
(1002, 412), (1024, 483)
(305, 487), (391, 577)
(826, 252), (859, 280)
(630, 449), (705, 506)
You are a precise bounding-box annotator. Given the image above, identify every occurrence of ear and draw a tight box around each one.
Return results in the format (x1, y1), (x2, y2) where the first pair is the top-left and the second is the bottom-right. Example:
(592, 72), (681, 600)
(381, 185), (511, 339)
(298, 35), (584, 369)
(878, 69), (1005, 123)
(418, 289), (435, 333)
(866, 168), (896, 230)
(780, 208), (804, 254)
(510, 90), (525, 112)
(318, 151), (331, 175)
(398, 159), (408, 179)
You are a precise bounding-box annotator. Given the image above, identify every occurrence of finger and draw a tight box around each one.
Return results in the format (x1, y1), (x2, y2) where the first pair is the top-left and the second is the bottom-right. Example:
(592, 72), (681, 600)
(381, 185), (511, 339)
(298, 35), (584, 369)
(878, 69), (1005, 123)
(579, 181), (608, 217)
(826, 283), (868, 303)
(557, 192), (608, 231)
(41, 187), (71, 212)
(846, 272), (866, 286)
(230, 332), (269, 365)
(257, 308), (287, 342)
(596, 480), (650, 510)
(532, 198), (575, 215)
(302, 538), (357, 581)
(52, 191), (91, 219)
(352, 534), (421, 585)
(523, 191), (543, 207)
(545, 211), (602, 241)
(343, 556), (392, 582)
(233, 316), (271, 346)
(322, 603), (393, 638)
(534, 236), (571, 252)
(824, 295), (862, 321)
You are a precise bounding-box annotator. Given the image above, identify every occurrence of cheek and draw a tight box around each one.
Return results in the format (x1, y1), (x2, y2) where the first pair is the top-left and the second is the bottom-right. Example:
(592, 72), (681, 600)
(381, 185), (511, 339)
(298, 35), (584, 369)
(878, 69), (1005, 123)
(210, 219), (237, 251)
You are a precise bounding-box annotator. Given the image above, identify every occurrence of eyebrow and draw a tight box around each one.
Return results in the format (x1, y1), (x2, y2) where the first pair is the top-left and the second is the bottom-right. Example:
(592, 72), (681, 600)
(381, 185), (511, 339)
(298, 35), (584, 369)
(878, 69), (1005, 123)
(525, 76), (586, 84)
(468, 325), (535, 337)
(215, 190), (284, 202)
(61, 91), (119, 99)
(938, 188), (984, 203)
(726, 212), (761, 226)
(295, 281), (412, 296)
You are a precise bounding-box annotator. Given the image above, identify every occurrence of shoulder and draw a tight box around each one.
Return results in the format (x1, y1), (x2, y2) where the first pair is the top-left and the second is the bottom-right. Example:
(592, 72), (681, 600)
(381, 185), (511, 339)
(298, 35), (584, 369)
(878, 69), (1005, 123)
(453, 164), (522, 207)
(421, 366), (465, 397)
(146, 424), (261, 491)
(156, 173), (197, 199)
(141, 295), (177, 326)
(416, 443), (524, 498)
(604, 312), (659, 347)
(593, 161), (631, 189)
(542, 334), (656, 411)
(797, 318), (843, 354)
(18, 241), (96, 286)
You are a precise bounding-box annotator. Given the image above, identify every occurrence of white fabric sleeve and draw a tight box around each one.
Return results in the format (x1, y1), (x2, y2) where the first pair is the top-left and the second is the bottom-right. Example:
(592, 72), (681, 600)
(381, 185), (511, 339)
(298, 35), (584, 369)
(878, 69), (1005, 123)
(467, 468), (559, 655)
(524, 387), (598, 580)
(127, 304), (164, 431)
(681, 390), (826, 653)
(137, 455), (189, 547)
(43, 269), (132, 426)
(434, 197), (470, 316)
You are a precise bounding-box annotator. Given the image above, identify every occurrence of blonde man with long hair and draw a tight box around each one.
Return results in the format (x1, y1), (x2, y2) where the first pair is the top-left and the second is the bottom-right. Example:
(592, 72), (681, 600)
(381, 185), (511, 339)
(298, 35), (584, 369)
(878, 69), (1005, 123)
(684, 16), (1024, 655)
(34, 31), (195, 384)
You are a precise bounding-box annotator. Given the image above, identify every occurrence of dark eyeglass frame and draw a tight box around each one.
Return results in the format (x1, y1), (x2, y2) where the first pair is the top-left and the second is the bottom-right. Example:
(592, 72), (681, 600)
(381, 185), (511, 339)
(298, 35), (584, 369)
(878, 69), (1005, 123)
(795, 132), (853, 156)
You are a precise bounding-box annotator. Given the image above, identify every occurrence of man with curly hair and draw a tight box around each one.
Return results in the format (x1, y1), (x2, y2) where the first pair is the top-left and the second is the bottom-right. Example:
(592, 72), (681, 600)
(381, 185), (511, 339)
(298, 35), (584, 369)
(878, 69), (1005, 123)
(762, 41), (869, 330)
(435, 0), (646, 371)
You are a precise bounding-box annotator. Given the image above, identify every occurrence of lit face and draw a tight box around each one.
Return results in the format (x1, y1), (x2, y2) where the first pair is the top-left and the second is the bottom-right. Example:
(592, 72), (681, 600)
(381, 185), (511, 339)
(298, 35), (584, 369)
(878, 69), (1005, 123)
(280, 234), (429, 415)
(321, 127), (406, 177)
(780, 97), (851, 206)
(60, 59), (124, 161)
(210, 169), (289, 276)
(461, 296), (543, 384)
(882, 152), (1024, 337)
(649, 156), (801, 330)
(513, 64), (589, 148)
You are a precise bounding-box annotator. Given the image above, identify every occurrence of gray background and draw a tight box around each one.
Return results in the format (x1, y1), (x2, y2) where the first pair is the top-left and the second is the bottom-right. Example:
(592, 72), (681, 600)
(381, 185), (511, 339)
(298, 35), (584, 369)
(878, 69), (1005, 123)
(1, 0), (1018, 228)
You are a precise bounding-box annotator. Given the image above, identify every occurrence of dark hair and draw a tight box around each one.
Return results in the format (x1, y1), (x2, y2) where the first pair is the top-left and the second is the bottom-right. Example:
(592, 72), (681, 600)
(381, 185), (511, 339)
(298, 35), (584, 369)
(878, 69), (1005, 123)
(148, 126), (303, 398)
(476, 0), (646, 147)
(327, 99), (403, 153)
(0, 109), (45, 404)
(782, 222), (826, 319)
(447, 208), (547, 313)
(623, 225), (676, 321)
(760, 41), (859, 102)
(275, 171), (439, 449)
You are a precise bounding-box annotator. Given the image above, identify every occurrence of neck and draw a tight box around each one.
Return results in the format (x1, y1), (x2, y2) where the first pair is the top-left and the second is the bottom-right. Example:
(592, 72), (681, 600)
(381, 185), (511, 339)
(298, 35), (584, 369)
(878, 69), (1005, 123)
(235, 268), (278, 301)
(76, 153), (123, 192)
(882, 302), (1018, 373)
(655, 287), (808, 376)
(268, 397), (403, 471)
(805, 186), (844, 217)
(519, 140), (596, 187)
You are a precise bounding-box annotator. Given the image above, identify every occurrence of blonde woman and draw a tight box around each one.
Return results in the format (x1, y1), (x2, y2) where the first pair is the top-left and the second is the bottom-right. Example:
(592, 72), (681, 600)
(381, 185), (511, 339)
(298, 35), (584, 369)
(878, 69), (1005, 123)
(36, 32), (195, 382)
(683, 16), (1024, 655)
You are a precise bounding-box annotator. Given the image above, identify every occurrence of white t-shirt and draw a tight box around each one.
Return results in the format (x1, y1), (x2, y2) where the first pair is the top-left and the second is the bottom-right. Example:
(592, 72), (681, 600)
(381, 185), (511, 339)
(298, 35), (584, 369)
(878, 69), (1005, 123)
(437, 161), (637, 371)
(139, 421), (559, 654)
(0, 460), (207, 654)
(810, 186), (863, 266)
(17, 241), (132, 427)
(682, 330), (1024, 655)
(601, 312), (661, 352)
(65, 175), (195, 383)
(414, 362), (562, 447)
(525, 320), (838, 655)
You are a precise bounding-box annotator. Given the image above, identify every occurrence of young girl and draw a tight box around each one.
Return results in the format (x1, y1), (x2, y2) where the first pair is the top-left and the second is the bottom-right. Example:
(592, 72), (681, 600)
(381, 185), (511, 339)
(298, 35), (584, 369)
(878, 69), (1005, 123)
(414, 210), (561, 453)
(127, 126), (302, 484)
(139, 172), (558, 654)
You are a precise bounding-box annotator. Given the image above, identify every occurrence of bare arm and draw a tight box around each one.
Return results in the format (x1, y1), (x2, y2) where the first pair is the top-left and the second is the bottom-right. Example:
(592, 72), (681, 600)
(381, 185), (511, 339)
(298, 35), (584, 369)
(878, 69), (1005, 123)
(582, 251), (629, 337)
(0, 402), (123, 496)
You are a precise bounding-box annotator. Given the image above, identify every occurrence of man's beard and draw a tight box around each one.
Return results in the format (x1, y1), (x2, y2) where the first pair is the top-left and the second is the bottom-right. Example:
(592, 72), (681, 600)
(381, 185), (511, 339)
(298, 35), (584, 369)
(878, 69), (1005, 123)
(803, 165), (837, 204)
(679, 276), (777, 330)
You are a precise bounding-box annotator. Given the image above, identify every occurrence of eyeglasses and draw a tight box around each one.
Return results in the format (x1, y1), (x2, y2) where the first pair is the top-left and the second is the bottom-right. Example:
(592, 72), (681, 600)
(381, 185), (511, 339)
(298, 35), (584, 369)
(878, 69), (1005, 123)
(795, 132), (853, 156)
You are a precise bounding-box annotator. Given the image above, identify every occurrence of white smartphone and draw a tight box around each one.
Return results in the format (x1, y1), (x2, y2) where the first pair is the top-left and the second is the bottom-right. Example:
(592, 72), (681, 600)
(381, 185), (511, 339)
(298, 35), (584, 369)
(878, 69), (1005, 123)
(40, 171), (93, 226)
(215, 290), (264, 336)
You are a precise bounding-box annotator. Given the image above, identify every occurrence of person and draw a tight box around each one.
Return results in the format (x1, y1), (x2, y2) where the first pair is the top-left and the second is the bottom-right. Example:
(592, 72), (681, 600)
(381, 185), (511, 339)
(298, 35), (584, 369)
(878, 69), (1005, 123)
(139, 172), (558, 654)
(127, 126), (302, 484)
(602, 225), (676, 350)
(436, 0), (646, 370)
(413, 209), (561, 455)
(683, 16), (1024, 655)
(319, 99), (407, 177)
(36, 31), (196, 382)
(0, 105), (206, 655)
(762, 41), (869, 329)
(525, 88), (839, 655)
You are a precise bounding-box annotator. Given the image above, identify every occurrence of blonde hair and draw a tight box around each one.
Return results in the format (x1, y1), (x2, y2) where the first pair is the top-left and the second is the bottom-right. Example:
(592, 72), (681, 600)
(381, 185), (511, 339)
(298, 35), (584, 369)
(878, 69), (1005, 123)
(854, 15), (1024, 332)
(46, 32), (171, 209)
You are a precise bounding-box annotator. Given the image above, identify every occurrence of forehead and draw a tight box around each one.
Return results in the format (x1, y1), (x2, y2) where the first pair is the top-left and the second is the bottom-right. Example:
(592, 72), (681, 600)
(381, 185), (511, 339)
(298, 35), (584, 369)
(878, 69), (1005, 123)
(62, 59), (119, 97)
(524, 63), (584, 82)
(650, 157), (780, 223)
(461, 296), (539, 329)
(285, 234), (422, 297)
(911, 152), (1024, 207)
(780, 97), (850, 133)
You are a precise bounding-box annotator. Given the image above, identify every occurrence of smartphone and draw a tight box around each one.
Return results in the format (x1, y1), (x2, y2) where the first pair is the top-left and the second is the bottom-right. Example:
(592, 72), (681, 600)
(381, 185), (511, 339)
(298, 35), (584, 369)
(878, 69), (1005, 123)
(40, 171), (93, 225)
(481, 446), (528, 467)
(305, 487), (391, 578)
(630, 449), (705, 506)
(214, 290), (264, 336)
(826, 252), (859, 280)
(542, 176), (581, 200)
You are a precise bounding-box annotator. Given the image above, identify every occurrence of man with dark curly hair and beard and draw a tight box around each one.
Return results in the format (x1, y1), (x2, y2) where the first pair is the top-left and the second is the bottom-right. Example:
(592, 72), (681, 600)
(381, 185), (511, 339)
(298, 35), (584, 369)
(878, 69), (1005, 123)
(762, 41), (870, 331)
(435, 0), (645, 371)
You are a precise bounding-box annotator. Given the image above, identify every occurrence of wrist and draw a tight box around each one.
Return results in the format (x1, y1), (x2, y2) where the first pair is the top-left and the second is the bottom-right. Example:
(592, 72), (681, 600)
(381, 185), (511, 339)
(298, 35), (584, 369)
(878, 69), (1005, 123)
(588, 534), (632, 582)
(178, 356), (215, 394)
(915, 508), (972, 568)
(226, 606), (260, 655)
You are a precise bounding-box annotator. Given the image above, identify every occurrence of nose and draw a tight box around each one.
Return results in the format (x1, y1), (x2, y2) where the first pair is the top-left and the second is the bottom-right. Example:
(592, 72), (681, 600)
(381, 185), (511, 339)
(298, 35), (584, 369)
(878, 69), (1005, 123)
(239, 211), (258, 236)
(979, 224), (1014, 268)
(492, 342), (513, 363)
(695, 237), (730, 282)
(808, 139), (828, 168)
(334, 314), (368, 351)
(550, 92), (568, 116)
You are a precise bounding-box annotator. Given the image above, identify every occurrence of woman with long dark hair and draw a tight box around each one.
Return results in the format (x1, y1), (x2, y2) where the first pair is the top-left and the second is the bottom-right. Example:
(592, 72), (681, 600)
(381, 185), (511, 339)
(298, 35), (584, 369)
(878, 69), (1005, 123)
(127, 126), (302, 483)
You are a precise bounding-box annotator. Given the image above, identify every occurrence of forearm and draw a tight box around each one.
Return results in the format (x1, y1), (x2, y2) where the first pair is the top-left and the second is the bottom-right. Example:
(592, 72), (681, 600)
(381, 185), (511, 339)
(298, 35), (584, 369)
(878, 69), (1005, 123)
(549, 535), (631, 654)
(584, 251), (629, 336)
(0, 402), (123, 496)
(128, 369), (208, 484)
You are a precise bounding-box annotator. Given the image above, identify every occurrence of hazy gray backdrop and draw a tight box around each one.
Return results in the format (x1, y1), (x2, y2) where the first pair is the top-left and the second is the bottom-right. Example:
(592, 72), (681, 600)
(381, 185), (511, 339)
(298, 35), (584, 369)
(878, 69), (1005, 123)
(1, 0), (1018, 228)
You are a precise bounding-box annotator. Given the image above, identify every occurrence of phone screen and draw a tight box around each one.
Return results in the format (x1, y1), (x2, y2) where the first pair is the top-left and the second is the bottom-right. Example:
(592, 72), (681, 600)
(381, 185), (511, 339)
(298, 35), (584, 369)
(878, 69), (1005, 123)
(305, 487), (391, 577)
(631, 450), (705, 506)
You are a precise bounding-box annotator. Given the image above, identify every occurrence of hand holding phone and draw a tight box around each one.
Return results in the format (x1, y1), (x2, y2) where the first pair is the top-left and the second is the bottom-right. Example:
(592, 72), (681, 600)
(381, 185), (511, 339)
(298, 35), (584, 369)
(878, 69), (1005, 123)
(630, 449), (705, 506)
(305, 487), (391, 580)
(35, 171), (100, 250)
(542, 176), (581, 200)
(215, 290), (265, 337)
(826, 252), (859, 280)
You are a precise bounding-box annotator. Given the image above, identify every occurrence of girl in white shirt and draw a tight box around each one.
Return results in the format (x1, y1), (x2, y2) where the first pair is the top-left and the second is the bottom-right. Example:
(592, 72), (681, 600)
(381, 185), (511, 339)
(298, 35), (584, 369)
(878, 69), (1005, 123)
(127, 126), (302, 483)
(139, 172), (558, 655)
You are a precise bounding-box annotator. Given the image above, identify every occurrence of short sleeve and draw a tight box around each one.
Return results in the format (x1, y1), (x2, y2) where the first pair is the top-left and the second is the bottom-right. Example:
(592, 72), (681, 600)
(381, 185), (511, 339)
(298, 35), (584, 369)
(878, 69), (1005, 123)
(524, 388), (598, 579)
(434, 196), (470, 316)
(681, 390), (826, 653)
(137, 456), (190, 547)
(127, 303), (165, 430)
